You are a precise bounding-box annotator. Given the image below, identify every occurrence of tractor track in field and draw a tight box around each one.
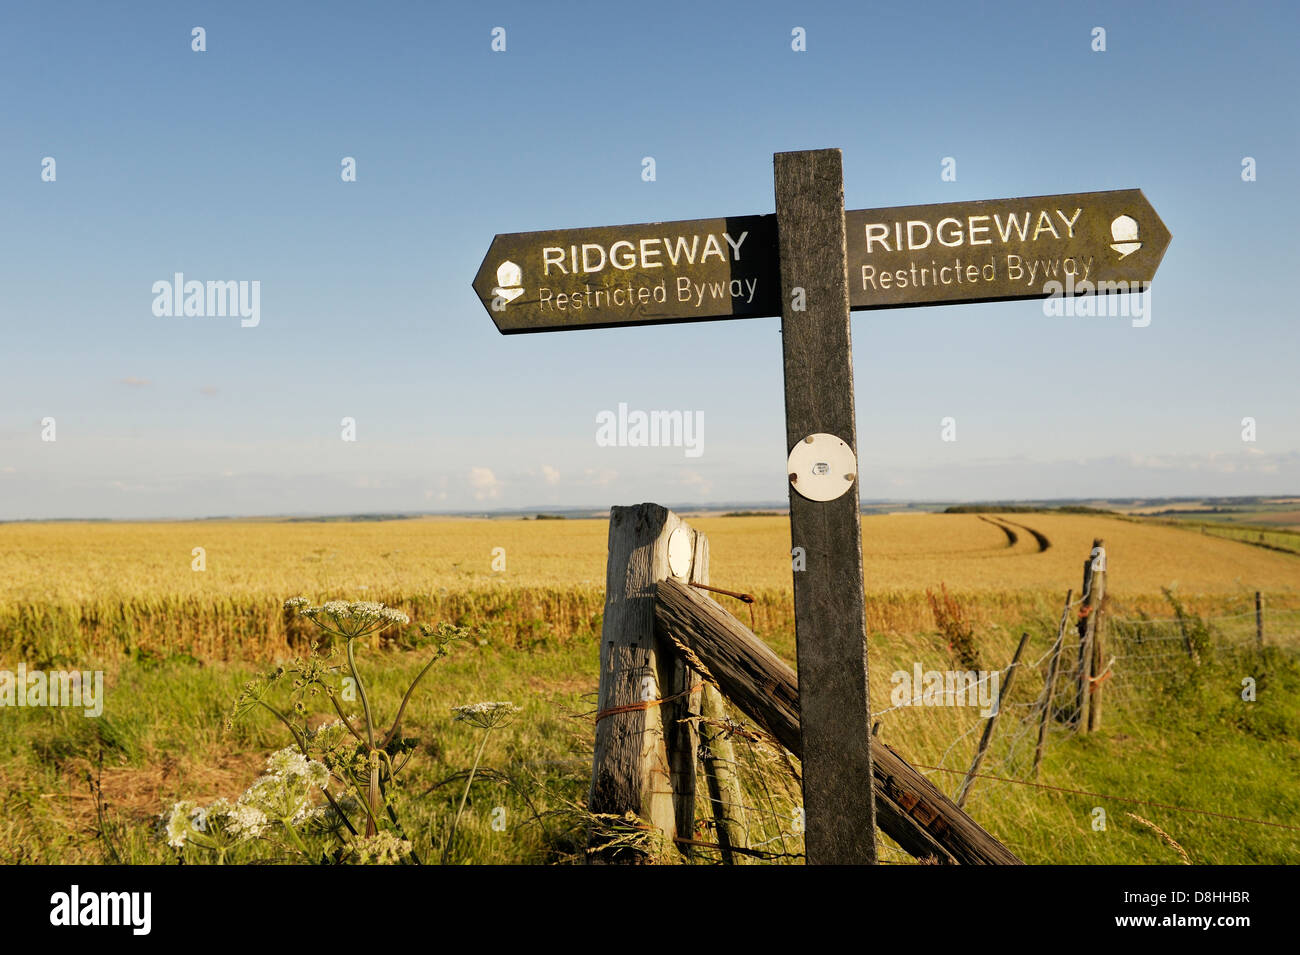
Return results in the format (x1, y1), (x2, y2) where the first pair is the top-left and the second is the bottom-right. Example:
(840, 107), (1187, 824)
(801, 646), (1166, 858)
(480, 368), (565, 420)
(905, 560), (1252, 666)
(998, 518), (1052, 552)
(978, 515), (1052, 553)
(979, 515), (1019, 548)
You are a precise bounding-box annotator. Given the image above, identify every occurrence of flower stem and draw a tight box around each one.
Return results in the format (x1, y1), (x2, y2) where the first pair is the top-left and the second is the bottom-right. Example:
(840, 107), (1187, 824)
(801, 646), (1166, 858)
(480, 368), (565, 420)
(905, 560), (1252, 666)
(382, 644), (448, 748)
(281, 817), (314, 860)
(255, 699), (307, 754)
(346, 637), (376, 750)
(443, 728), (492, 864)
(366, 753), (381, 837)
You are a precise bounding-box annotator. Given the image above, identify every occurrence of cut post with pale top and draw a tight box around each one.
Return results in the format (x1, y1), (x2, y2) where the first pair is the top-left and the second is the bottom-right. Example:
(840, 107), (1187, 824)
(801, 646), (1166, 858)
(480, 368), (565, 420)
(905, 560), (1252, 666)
(588, 503), (703, 862)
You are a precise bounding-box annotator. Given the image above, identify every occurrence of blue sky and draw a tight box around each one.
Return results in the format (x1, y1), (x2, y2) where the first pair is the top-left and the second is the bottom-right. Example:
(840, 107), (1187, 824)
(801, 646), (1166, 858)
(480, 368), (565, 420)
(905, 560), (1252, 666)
(2, 1), (1297, 519)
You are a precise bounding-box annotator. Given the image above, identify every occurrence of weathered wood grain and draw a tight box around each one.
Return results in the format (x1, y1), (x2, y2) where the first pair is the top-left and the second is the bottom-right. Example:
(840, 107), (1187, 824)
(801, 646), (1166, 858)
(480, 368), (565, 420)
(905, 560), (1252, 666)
(699, 682), (749, 864)
(654, 578), (1024, 865)
(1087, 543), (1108, 733)
(1075, 538), (1107, 732)
(588, 504), (701, 862)
(775, 147), (877, 864)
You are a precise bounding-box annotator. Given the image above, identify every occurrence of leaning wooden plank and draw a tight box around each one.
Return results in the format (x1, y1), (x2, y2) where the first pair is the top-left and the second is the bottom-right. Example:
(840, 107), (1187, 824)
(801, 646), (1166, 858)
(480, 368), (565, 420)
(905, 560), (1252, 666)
(653, 577), (1024, 865)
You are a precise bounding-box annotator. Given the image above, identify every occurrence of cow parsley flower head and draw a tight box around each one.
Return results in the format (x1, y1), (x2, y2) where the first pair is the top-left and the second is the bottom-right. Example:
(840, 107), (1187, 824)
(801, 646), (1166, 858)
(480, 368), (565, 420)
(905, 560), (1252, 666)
(284, 598), (409, 639)
(228, 802), (269, 839)
(267, 746), (311, 778)
(202, 797), (234, 827)
(451, 701), (520, 730)
(305, 759), (330, 790)
(164, 800), (199, 848)
(352, 831), (411, 865)
(235, 747), (331, 828)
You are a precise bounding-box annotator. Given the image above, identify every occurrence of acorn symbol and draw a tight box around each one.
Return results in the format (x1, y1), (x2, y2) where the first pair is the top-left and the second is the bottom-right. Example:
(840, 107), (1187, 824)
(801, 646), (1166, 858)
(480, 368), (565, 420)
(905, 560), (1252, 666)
(492, 260), (524, 303)
(1110, 215), (1142, 259)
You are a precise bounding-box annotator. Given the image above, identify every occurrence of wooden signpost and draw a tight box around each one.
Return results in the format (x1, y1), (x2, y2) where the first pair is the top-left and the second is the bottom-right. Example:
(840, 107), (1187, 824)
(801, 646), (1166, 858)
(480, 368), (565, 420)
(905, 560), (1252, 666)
(473, 187), (1171, 330)
(472, 149), (1171, 865)
(845, 189), (1170, 310)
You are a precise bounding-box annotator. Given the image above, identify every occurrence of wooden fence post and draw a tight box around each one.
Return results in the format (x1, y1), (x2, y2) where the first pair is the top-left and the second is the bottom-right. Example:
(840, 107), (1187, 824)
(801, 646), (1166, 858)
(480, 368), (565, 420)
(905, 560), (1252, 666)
(1087, 543), (1108, 734)
(676, 526), (750, 861)
(1256, 591), (1264, 650)
(699, 684), (749, 864)
(588, 503), (703, 862)
(956, 632), (1030, 809)
(1168, 590), (1201, 666)
(1032, 589), (1072, 779)
(1075, 538), (1106, 733)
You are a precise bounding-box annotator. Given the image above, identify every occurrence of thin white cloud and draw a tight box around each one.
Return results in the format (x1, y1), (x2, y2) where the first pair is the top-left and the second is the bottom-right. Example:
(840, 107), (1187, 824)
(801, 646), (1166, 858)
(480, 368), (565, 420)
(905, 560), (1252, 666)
(676, 470), (713, 495)
(579, 467), (617, 487)
(469, 466), (503, 500)
(1124, 450), (1292, 474)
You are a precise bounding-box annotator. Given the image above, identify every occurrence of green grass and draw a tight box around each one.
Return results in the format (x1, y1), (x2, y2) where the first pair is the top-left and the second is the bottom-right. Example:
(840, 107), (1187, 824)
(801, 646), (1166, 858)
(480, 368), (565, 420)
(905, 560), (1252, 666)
(0, 633), (601, 864)
(956, 639), (1300, 864)
(1194, 523), (1300, 556)
(3, 597), (1296, 865)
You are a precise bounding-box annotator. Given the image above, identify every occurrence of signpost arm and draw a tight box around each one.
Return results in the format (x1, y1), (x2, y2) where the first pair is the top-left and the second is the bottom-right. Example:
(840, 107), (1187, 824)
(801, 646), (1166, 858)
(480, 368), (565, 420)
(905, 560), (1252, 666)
(774, 148), (878, 864)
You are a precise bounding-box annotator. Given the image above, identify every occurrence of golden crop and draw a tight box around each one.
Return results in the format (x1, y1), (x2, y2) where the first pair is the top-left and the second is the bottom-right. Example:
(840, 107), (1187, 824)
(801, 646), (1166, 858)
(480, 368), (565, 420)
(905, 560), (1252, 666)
(4, 512), (1296, 601)
(1, 513), (1295, 663)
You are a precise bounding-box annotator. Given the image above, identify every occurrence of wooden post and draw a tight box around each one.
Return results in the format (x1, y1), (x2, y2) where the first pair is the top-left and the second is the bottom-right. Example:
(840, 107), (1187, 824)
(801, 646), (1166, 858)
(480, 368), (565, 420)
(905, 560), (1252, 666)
(1032, 590), (1072, 779)
(956, 632), (1030, 809)
(1087, 546), (1108, 734)
(774, 148), (877, 864)
(668, 523), (711, 856)
(1168, 588), (1201, 666)
(1256, 591), (1264, 650)
(1075, 538), (1105, 733)
(682, 528), (748, 862)
(588, 504), (703, 862)
(699, 684), (749, 864)
(654, 578), (1023, 864)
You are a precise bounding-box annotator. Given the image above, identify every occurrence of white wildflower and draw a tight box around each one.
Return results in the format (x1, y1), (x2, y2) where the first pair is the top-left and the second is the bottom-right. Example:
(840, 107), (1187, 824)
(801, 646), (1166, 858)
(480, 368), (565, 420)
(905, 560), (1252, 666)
(351, 831), (411, 865)
(228, 802), (269, 839)
(239, 773), (310, 824)
(451, 701), (520, 729)
(287, 598), (410, 638)
(267, 746), (311, 778)
(305, 760), (330, 790)
(164, 800), (198, 848)
(291, 803), (326, 826)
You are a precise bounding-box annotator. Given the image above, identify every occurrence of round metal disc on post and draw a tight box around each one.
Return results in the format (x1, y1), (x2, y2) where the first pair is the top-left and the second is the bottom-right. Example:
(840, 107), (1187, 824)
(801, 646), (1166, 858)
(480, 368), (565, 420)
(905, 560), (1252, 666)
(787, 433), (857, 502)
(667, 526), (693, 580)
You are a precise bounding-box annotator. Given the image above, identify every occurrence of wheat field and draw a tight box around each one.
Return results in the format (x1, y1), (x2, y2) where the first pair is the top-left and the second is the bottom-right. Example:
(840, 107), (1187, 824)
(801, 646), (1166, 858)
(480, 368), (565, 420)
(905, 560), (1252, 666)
(3, 512), (1296, 602)
(2, 511), (1297, 865)
(1, 511), (1296, 664)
